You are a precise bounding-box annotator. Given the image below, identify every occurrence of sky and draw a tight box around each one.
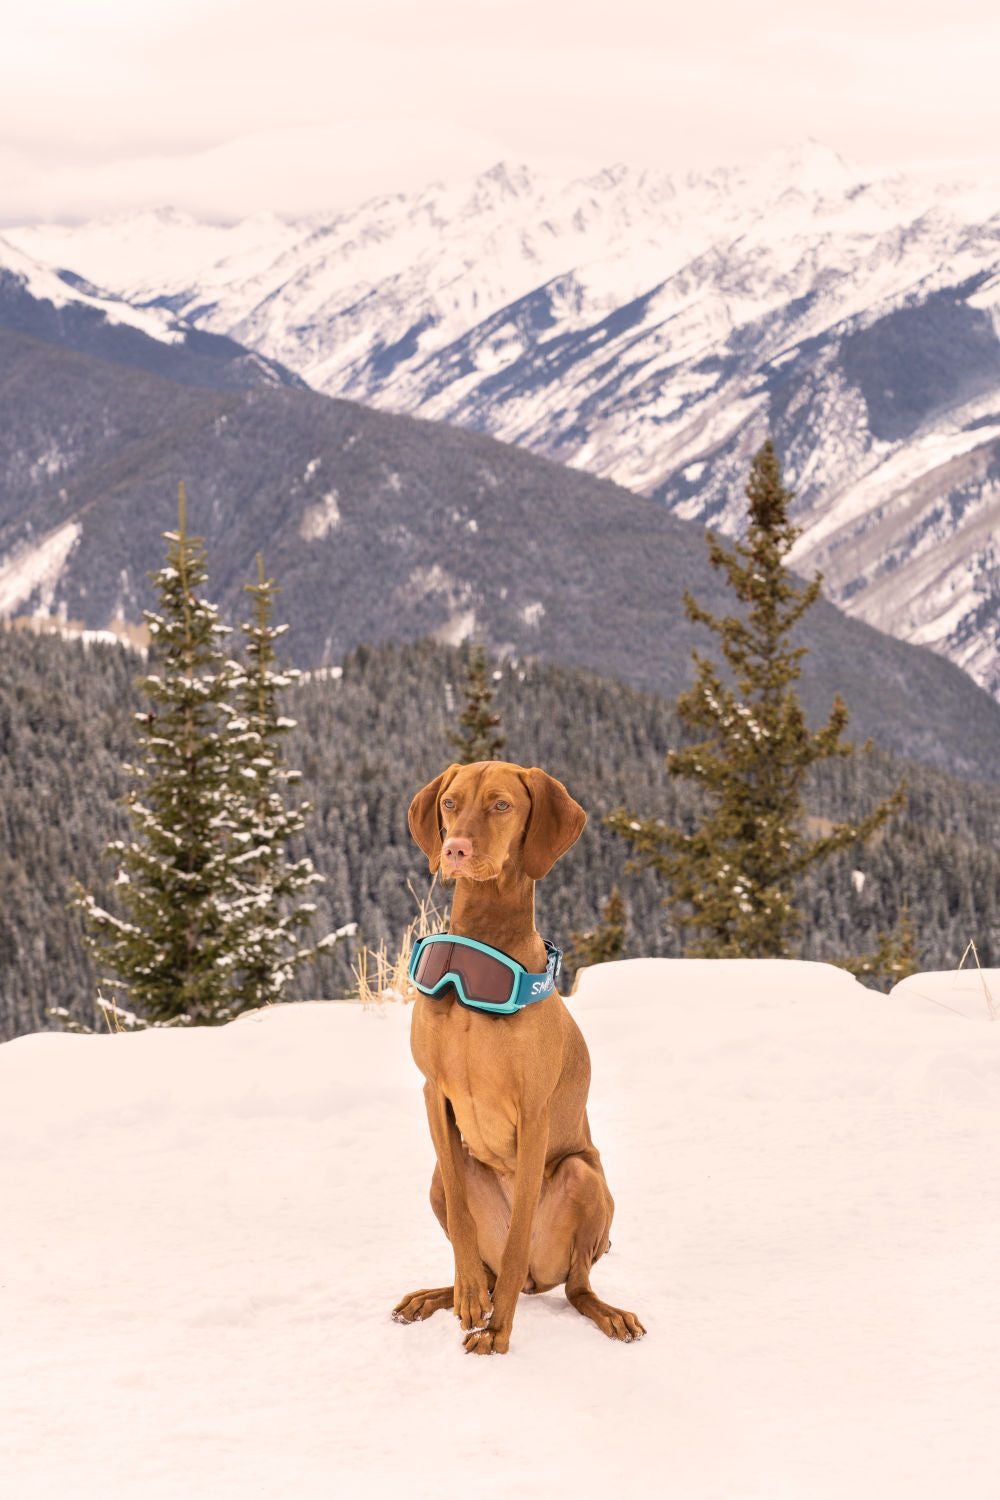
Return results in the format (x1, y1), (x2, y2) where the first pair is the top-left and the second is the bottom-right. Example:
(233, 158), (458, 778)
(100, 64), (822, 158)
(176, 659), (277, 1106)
(3, 0), (1000, 222)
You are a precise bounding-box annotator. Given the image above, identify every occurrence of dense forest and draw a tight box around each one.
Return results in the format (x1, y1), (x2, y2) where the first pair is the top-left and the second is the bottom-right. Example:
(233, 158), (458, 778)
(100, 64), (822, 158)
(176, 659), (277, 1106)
(3, 625), (1000, 1040)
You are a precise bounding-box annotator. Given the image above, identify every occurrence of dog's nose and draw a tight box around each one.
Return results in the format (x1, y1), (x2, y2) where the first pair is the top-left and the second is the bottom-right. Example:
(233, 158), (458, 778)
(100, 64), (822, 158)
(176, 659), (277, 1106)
(442, 837), (472, 865)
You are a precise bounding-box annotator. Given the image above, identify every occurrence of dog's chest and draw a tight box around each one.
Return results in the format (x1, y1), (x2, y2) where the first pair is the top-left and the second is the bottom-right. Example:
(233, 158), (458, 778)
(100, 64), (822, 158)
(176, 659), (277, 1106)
(449, 1082), (517, 1170)
(412, 999), (519, 1169)
(444, 1041), (520, 1171)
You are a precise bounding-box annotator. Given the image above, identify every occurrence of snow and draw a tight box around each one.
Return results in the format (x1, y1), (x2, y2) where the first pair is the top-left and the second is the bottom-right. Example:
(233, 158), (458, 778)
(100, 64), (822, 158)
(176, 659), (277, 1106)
(9, 150), (1000, 688)
(3, 209), (306, 310)
(0, 234), (186, 345)
(0, 520), (81, 615)
(298, 491), (341, 541)
(2, 957), (999, 1498)
(434, 608), (477, 647)
(10, 150), (998, 410)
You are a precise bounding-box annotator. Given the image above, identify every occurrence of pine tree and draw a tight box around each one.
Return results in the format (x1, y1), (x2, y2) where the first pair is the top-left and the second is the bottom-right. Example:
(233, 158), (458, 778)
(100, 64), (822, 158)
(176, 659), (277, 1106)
(566, 887), (627, 978)
(74, 485), (245, 1023)
(225, 555), (327, 1009)
(447, 640), (506, 763)
(608, 439), (905, 958)
(836, 898), (920, 991)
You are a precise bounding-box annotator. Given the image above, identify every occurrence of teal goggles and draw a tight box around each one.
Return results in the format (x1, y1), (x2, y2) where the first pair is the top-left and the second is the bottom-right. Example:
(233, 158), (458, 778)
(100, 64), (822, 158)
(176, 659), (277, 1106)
(408, 933), (562, 1015)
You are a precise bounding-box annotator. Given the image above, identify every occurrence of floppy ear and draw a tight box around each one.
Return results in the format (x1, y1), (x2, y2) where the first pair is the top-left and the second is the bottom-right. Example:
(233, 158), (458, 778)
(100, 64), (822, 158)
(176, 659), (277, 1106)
(408, 764), (461, 873)
(519, 768), (587, 880)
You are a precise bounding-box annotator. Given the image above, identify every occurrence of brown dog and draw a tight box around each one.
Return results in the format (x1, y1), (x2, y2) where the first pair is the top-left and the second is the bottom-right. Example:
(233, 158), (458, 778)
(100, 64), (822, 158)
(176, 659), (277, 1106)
(392, 760), (644, 1355)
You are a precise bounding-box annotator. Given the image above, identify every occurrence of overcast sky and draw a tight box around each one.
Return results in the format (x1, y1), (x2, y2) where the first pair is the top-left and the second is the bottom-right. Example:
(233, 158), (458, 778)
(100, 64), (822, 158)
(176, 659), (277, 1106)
(3, 0), (999, 222)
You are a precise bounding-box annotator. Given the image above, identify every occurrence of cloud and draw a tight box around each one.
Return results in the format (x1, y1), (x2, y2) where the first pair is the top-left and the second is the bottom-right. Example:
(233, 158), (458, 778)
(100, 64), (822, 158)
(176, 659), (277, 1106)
(0, 120), (515, 223)
(3, 0), (999, 220)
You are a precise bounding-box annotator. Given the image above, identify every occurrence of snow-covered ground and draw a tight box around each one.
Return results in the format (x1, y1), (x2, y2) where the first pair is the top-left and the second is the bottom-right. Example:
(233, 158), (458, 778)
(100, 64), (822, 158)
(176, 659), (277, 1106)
(3, 958), (999, 1498)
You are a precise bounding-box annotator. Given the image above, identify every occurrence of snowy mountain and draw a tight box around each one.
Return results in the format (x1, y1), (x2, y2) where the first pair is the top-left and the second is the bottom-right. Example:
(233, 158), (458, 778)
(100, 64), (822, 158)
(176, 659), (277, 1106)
(9, 145), (1000, 692)
(0, 233), (305, 392)
(6, 332), (1000, 781)
(4, 960), (1000, 1498)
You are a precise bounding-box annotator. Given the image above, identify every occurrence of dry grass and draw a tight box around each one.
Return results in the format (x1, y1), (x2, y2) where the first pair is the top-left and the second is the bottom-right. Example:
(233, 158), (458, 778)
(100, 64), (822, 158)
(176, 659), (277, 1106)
(97, 990), (145, 1031)
(352, 878), (447, 1006)
(46, 988), (144, 1034)
(956, 939), (997, 1020)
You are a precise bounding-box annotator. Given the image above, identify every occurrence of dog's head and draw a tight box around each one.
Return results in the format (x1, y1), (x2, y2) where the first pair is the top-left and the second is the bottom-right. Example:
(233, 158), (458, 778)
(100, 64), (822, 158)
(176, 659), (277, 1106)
(408, 761), (586, 883)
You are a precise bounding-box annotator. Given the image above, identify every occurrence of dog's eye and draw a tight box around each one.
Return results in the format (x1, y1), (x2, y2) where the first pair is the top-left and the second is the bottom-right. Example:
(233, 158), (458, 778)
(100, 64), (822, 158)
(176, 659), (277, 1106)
(494, 799), (510, 812)
(442, 798), (455, 811)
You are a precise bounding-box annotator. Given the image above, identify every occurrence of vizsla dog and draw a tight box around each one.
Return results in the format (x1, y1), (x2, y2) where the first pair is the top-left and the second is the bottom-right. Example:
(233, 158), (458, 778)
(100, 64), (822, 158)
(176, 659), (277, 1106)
(392, 760), (644, 1355)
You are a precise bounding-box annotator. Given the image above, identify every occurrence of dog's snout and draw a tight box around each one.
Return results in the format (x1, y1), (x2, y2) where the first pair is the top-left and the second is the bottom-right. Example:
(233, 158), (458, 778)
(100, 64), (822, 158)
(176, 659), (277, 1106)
(442, 836), (473, 864)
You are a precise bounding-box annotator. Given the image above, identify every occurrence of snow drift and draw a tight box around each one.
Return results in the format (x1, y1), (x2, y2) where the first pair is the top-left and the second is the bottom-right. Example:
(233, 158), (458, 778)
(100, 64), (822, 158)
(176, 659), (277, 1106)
(2, 958), (998, 1498)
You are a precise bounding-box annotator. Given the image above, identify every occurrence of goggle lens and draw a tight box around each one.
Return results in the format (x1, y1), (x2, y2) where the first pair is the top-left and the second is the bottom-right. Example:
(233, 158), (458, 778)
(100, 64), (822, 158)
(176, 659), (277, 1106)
(412, 940), (516, 1006)
(412, 941), (454, 989)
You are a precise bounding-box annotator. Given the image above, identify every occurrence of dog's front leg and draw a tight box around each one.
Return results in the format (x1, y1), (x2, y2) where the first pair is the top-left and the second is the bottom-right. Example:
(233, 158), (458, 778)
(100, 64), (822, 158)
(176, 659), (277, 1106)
(464, 1102), (549, 1356)
(423, 1083), (493, 1332)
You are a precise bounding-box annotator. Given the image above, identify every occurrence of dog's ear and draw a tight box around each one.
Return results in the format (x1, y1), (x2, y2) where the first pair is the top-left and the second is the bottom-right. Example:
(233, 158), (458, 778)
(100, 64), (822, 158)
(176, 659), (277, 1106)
(408, 765), (461, 873)
(519, 768), (587, 880)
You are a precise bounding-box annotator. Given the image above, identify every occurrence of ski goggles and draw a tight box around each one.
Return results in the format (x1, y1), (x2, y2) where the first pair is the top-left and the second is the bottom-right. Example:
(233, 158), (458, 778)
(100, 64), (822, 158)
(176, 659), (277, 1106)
(408, 933), (562, 1015)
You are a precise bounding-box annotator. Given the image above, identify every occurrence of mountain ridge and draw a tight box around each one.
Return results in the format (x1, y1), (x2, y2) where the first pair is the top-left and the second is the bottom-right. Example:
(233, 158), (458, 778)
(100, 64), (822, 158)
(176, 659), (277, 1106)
(10, 146), (1000, 691)
(3, 329), (1000, 782)
(0, 233), (305, 392)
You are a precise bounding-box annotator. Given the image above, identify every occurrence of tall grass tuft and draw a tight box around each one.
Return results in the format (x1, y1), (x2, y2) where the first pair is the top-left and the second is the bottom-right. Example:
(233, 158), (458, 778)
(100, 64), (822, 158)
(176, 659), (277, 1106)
(353, 880), (446, 1006)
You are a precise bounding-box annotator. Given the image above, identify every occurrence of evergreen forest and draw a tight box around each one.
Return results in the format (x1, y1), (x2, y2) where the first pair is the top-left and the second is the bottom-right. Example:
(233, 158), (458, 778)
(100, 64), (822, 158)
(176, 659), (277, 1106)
(3, 625), (1000, 1040)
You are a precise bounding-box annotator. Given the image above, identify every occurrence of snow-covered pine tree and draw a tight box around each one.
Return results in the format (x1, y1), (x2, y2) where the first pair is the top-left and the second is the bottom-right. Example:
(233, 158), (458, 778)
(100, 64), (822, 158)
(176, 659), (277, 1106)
(447, 640), (506, 763)
(835, 897), (920, 991)
(74, 484), (245, 1023)
(608, 439), (905, 958)
(566, 887), (627, 978)
(225, 555), (328, 1010)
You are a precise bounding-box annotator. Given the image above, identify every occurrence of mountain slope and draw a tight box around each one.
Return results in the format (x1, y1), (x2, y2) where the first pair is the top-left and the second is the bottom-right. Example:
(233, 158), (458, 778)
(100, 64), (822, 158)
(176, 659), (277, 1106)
(0, 234), (305, 392)
(11, 148), (1000, 691)
(3, 330), (1000, 781)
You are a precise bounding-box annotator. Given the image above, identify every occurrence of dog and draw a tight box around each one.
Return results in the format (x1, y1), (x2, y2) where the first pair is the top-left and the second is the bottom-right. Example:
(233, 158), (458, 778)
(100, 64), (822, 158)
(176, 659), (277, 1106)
(392, 760), (644, 1355)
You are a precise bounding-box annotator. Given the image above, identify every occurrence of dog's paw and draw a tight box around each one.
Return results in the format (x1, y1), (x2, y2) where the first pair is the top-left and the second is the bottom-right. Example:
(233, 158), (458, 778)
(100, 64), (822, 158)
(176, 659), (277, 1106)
(596, 1305), (646, 1342)
(463, 1323), (510, 1356)
(570, 1287), (646, 1342)
(454, 1280), (493, 1332)
(392, 1286), (453, 1324)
